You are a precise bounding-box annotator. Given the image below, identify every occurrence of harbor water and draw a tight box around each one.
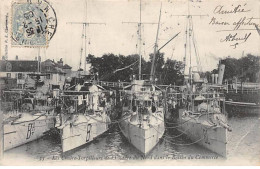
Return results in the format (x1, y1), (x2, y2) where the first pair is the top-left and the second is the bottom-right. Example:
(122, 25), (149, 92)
(3, 110), (260, 164)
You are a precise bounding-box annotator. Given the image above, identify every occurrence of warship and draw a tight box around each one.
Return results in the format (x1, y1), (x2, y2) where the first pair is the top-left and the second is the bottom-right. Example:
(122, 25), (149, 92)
(178, 75), (231, 157)
(174, 2), (231, 157)
(55, 75), (114, 154)
(54, 1), (114, 153)
(118, 1), (168, 155)
(119, 76), (165, 155)
(2, 73), (57, 151)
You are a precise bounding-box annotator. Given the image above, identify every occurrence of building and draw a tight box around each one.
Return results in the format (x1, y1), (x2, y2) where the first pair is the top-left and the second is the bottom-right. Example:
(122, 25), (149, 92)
(62, 64), (72, 77)
(0, 57), (73, 90)
(0, 60), (39, 89)
(41, 58), (66, 90)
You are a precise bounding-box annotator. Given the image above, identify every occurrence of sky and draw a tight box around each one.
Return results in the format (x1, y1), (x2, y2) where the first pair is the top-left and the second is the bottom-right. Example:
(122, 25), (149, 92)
(1, 0), (260, 72)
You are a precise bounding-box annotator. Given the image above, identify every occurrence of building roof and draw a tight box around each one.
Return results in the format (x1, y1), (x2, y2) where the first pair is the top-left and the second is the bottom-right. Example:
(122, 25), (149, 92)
(41, 60), (65, 74)
(0, 60), (38, 72)
(63, 64), (72, 69)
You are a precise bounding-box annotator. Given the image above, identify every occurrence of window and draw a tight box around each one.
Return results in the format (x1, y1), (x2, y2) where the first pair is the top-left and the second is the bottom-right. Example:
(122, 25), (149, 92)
(47, 66), (51, 71)
(46, 74), (53, 80)
(145, 101), (151, 107)
(141, 87), (146, 91)
(6, 73), (11, 78)
(46, 74), (51, 79)
(18, 84), (23, 89)
(18, 73), (23, 79)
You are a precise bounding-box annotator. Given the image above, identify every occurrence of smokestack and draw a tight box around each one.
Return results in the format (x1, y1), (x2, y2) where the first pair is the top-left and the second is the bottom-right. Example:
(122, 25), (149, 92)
(211, 74), (214, 84)
(215, 74), (218, 84)
(218, 64), (225, 85)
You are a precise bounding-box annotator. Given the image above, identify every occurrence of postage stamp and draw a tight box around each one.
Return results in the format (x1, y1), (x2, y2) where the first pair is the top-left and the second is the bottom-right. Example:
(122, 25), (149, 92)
(11, 0), (57, 47)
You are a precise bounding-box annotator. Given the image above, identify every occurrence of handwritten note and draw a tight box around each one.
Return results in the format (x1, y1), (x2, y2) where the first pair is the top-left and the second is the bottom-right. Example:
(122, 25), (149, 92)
(208, 3), (259, 49)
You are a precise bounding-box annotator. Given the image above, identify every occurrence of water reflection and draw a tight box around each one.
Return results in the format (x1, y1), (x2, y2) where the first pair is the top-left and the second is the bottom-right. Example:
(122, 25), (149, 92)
(4, 110), (260, 163)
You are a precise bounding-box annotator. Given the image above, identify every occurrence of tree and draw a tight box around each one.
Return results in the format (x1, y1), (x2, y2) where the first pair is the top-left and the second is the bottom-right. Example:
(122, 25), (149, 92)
(220, 54), (260, 82)
(161, 59), (184, 85)
(87, 52), (185, 84)
(221, 57), (240, 81)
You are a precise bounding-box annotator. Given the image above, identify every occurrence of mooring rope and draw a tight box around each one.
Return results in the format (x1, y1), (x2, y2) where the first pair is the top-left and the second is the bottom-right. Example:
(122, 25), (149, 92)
(151, 124), (187, 139)
(11, 112), (48, 125)
(150, 121), (206, 146)
(85, 113), (131, 124)
(162, 134), (205, 146)
(151, 113), (199, 128)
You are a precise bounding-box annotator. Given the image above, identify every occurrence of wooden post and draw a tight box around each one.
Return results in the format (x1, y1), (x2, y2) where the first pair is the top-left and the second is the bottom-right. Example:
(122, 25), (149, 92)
(0, 110), (4, 160)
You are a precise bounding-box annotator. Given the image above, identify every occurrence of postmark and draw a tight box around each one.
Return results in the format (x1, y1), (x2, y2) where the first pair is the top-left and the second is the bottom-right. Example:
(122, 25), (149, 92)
(11, 0), (57, 47)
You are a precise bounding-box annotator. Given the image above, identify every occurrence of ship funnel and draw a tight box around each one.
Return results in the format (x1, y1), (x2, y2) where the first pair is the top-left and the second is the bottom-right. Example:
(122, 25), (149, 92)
(218, 64), (225, 85)
(211, 74), (214, 84)
(214, 74), (218, 84)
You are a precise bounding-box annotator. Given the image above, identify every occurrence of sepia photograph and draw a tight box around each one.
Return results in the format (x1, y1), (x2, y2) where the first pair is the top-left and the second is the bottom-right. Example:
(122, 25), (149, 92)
(0, 0), (259, 166)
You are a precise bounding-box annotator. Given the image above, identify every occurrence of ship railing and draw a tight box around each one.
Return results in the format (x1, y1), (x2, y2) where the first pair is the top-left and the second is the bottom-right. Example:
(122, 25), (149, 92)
(97, 80), (183, 90)
(168, 92), (225, 98)
(223, 88), (260, 94)
(160, 84), (182, 90)
(97, 81), (131, 88)
(119, 90), (163, 96)
(62, 90), (111, 95)
(189, 95), (226, 118)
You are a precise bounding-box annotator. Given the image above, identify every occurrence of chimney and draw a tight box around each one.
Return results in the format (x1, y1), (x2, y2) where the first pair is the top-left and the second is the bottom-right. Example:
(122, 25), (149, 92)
(58, 58), (63, 67)
(16, 55), (18, 60)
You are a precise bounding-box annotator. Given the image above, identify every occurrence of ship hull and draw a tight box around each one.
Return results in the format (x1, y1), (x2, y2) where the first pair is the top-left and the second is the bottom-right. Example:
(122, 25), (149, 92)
(4, 113), (55, 151)
(119, 115), (165, 155)
(225, 101), (260, 115)
(178, 109), (227, 157)
(59, 114), (110, 154)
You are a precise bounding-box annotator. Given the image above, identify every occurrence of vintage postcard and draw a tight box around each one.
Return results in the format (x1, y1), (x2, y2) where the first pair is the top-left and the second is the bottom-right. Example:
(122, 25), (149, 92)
(0, 0), (259, 166)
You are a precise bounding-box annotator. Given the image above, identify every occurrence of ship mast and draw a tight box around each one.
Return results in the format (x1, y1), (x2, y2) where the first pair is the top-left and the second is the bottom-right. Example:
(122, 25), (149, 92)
(150, 2), (180, 84)
(138, 0), (142, 80)
(150, 3), (162, 83)
(122, 0), (157, 80)
(67, 0), (105, 74)
(171, 1), (207, 85)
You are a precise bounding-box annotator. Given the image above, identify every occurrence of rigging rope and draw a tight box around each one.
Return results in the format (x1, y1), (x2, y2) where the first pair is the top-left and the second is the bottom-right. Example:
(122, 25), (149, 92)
(113, 60), (139, 73)
(190, 17), (202, 73)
